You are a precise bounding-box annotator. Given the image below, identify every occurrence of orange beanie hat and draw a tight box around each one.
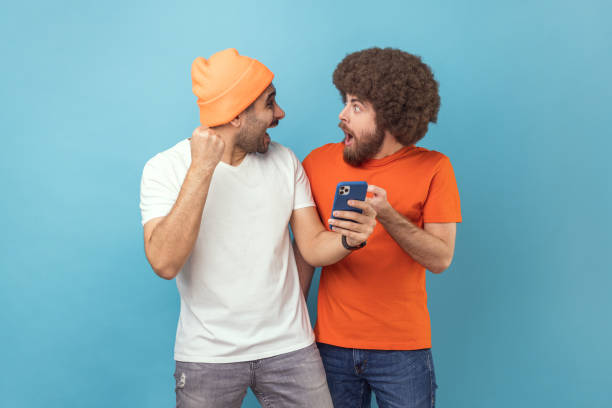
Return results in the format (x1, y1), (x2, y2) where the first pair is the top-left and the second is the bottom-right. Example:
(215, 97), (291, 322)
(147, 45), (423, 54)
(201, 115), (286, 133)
(191, 48), (274, 127)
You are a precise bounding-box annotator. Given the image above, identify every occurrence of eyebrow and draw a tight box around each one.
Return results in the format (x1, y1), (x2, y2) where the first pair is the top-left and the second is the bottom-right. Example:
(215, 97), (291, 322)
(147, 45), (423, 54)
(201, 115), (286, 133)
(350, 97), (365, 105)
(266, 90), (276, 103)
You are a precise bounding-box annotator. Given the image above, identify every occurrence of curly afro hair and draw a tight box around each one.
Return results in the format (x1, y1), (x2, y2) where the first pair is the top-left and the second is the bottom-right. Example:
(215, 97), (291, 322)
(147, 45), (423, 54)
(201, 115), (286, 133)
(333, 47), (440, 145)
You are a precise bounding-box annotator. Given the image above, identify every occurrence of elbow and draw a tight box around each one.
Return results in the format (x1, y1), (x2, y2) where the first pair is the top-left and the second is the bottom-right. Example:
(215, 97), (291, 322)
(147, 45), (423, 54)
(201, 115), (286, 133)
(148, 258), (180, 280)
(429, 257), (453, 274)
(296, 244), (322, 268)
(429, 266), (446, 274)
(155, 267), (179, 280)
(301, 253), (322, 268)
(145, 246), (180, 280)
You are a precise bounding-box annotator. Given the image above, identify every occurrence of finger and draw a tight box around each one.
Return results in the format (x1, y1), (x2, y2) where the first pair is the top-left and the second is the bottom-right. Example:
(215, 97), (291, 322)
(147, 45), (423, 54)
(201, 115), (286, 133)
(367, 184), (385, 196)
(331, 211), (367, 223)
(330, 227), (366, 243)
(347, 200), (377, 217)
(333, 201), (376, 220)
(331, 210), (362, 221)
(329, 218), (359, 231)
(331, 211), (370, 224)
(329, 218), (371, 233)
(192, 126), (206, 137)
(346, 199), (367, 209)
(349, 213), (376, 226)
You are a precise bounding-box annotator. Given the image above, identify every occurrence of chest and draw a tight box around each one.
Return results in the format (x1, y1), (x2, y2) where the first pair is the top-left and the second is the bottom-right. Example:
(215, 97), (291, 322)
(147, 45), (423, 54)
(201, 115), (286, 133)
(310, 165), (432, 225)
(203, 158), (294, 231)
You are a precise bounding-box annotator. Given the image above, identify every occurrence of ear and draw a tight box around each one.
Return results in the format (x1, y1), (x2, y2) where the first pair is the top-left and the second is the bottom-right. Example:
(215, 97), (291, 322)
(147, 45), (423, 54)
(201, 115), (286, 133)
(229, 114), (243, 128)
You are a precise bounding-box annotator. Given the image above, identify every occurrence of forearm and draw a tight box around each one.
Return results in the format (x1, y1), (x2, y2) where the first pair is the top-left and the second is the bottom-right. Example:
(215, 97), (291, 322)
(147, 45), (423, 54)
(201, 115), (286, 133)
(378, 209), (453, 273)
(299, 230), (351, 268)
(146, 166), (214, 279)
(290, 203), (375, 270)
(293, 240), (315, 299)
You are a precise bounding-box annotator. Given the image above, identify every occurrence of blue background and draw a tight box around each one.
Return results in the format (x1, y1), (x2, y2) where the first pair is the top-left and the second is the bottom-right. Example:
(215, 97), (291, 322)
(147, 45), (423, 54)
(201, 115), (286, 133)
(2, 0), (611, 406)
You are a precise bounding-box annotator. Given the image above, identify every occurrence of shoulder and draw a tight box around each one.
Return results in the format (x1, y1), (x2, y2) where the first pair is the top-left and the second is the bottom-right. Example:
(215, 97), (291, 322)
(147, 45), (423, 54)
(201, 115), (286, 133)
(267, 141), (291, 156)
(412, 146), (453, 170)
(305, 142), (343, 160)
(143, 139), (190, 175)
(266, 141), (302, 164)
(303, 142), (343, 165)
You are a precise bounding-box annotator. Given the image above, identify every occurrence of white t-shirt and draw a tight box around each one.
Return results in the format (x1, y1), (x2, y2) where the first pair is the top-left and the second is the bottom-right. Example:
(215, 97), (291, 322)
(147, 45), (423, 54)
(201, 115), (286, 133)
(140, 139), (316, 363)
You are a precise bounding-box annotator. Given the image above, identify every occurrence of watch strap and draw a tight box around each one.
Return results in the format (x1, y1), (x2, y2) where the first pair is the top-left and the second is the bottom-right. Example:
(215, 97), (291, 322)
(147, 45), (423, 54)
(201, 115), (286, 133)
(342, 235), (366, 250)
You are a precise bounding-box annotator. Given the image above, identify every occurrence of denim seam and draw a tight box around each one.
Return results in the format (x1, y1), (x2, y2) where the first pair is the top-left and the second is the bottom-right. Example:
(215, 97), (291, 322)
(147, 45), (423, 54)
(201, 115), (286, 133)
(426, 351), (434, 408)
(251, 361), (275, 408)
(359, 379), (366, 408)
(352, 349), (360, 376)
(250, 361), (256, 389)
(253, 390), (273, 408)
(353, 348), (366, 408)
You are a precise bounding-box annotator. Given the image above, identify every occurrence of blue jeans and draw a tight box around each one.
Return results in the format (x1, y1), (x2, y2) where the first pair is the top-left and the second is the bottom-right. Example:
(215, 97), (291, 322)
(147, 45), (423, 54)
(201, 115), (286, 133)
(317, 343), (437, 408)
(173, 343), (333, 407)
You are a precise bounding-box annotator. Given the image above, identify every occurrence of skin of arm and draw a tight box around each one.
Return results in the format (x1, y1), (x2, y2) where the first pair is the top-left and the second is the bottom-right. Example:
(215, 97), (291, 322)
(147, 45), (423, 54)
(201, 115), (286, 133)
(293, 240), (315, 300)
(290, 200), (376, 299)
(368, 184), (456, 273)
(292, 184), (457, 299)
(143, 127), (225, 280)
(290, 200), (376, 268)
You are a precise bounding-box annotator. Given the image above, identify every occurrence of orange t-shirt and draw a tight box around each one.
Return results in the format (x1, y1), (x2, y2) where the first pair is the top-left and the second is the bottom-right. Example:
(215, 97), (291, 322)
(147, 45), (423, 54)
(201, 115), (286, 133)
(302, 143), (462, 350)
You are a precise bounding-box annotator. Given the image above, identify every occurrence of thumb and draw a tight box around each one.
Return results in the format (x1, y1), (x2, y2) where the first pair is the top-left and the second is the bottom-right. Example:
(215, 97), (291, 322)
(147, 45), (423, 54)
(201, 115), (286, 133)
(367, 184), (384, 196)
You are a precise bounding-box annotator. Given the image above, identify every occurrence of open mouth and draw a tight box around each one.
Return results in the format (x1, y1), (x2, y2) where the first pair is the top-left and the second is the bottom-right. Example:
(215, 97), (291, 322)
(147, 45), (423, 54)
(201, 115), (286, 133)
(343, 130), (355, 146)
(339, 122), (355, 147)
(264, 120), (279, 142)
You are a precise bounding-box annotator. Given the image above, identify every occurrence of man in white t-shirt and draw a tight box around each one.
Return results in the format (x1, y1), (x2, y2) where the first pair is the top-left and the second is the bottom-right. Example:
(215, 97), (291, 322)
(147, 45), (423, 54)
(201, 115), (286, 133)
(139, 48), (377, 407)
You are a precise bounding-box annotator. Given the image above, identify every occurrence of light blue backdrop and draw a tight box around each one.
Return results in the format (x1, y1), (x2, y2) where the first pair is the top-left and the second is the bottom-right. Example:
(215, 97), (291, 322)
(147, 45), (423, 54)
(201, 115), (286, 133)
(1, 0), (611, 406)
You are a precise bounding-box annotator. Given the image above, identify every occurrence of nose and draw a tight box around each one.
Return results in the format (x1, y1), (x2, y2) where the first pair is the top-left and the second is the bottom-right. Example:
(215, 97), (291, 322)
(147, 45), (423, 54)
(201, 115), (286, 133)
(339, 104), (349, 123)
(275, 103), (285, 121)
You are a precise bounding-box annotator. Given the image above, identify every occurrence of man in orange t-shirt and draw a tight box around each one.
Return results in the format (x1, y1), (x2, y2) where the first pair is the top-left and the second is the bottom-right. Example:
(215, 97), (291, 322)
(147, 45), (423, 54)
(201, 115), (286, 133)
(296, 47), (462, 407)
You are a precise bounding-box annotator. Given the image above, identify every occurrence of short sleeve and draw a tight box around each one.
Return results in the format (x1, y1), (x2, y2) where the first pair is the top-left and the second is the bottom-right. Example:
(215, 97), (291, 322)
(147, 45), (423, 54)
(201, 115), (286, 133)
(302, 152), (313, 176)
(139, 156), (179, 225)
(422, 156), (462, 223)
(288, 149), (315, 210)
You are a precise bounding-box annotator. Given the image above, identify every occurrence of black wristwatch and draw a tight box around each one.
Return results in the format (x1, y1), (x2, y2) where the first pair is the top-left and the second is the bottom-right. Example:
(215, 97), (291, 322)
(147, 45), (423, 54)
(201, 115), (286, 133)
(342, 235), (366, 250)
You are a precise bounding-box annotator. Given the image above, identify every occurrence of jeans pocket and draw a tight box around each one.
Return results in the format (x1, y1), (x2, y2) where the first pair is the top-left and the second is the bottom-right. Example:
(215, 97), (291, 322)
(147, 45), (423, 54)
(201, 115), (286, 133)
(174, 367), (186, 391)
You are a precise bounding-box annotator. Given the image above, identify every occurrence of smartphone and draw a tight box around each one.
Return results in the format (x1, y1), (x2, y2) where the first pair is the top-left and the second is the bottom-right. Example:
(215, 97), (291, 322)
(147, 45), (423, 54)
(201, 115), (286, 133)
(329, 181), (368, 230)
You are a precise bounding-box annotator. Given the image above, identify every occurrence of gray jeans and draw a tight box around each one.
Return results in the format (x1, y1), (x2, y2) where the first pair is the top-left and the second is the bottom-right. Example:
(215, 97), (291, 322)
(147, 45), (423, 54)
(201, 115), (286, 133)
(174, 343), (333, 407)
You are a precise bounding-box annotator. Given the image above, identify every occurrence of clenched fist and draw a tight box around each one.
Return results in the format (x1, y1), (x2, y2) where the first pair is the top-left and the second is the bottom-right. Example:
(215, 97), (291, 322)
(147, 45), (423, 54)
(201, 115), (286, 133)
(190, 126), (225, 173)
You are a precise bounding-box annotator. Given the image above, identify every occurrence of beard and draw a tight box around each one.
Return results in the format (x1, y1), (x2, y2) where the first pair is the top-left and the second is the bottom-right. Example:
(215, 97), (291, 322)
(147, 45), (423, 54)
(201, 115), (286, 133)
(237, 115), (277, 154)
(340, 122), (385, 167)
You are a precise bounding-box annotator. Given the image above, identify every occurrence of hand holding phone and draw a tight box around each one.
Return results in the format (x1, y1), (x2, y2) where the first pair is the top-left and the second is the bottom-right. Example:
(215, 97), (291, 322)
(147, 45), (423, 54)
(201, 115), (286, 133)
(328, 181), (377, 249)
(329, 181), (368, 230)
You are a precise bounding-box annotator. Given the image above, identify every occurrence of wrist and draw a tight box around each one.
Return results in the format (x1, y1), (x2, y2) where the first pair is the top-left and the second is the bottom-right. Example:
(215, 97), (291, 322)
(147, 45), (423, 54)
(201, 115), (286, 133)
(375, 203), (395, 224)
(343, 235), (366, 250)
(188, 163), (216, 179)
(187, 165), (215, 186)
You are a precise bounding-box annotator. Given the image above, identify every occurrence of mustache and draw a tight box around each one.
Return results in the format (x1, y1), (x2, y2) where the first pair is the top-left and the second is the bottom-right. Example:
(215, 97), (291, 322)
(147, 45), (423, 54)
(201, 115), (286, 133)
(269, 119), (279, 128)
(338, 122), (353, 135)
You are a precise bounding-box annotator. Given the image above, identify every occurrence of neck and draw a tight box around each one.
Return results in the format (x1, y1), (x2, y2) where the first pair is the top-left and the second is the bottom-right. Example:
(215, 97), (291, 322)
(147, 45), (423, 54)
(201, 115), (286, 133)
(372, 131), (406, 159)
(223, 145), (248, 166)
(215, 129), (248, 166)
